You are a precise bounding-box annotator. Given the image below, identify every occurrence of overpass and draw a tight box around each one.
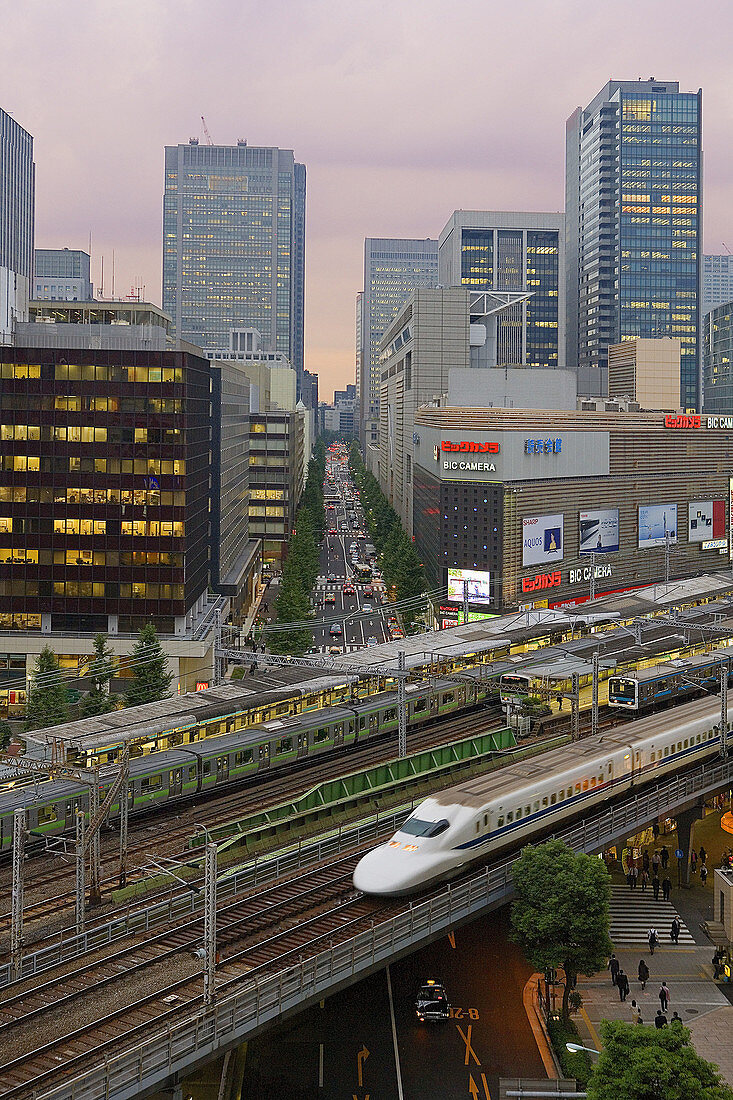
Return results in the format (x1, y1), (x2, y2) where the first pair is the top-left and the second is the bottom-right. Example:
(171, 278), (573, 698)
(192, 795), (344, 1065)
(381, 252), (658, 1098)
(5, 752), (732, 1100)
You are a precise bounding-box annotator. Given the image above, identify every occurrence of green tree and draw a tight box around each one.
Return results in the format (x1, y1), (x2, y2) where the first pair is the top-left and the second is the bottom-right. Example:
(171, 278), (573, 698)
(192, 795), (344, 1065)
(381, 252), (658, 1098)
(124, 624), (173, 708)
(24, 646), (70, 731)
(587, 1020), (733, 1100)
(511, 839), (612, 1020)
(79, 634), (117, 718)
(0, 721), (13, 750)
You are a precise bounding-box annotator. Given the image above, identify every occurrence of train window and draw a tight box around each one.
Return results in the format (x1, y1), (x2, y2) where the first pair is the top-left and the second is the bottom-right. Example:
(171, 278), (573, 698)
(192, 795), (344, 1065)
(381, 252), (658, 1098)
(541, 797), (548, 809)
(234, 750), (253, 766)
(314, 728), (330, 743)
(650, 752), (655, 763)
(276, 703), (291, 717)
(203, 761), (212, 776)
(497, 816), (504, 828)
(677, 742), (682, 752)
(442, 692), (455, 705)
(533, 800), (540, 813)
(359, 717), (366, 730)
(141, 775), (163, 791)
(516, 807), (522, 819)
(525, 805), (531, 817)
(583, 780), (589, 792)
(274, 738), (292, 755)
(414, 699), (427, 712)
(550, 793), (556, 805)
(217, 757), (227, 770)
(608, 761), (613, 775)
(384, 708), (397, 721)
(507, 811), (514, 823)
(664, 747), (669, 756)
(38, 805), (57, 823)
(696, 734), (701, 744)
(575, 783), (581, 794)
(476, 821), (481, 833)
(684, 739), (689, 749)
(347, 720), (354, 733)
(483, 814), (489, 825)
(591, 777), (596, 788)
(188, 765), (197, 780)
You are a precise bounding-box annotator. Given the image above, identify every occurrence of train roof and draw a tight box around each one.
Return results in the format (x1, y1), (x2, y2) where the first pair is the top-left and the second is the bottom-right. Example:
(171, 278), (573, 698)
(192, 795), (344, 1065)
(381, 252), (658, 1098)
(615, 647), (732, 683)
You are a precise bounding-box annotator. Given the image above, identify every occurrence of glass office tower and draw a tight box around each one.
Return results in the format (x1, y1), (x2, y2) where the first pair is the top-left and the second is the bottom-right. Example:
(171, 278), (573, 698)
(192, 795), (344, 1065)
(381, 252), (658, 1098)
(163, 141), (306, 398)
(0, 107), (34, 282)
(566, 80), (702, 408)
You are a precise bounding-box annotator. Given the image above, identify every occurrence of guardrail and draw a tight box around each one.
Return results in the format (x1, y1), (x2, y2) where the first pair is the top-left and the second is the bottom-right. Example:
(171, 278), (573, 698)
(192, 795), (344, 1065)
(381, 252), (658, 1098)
(28, 754), (733, 1100)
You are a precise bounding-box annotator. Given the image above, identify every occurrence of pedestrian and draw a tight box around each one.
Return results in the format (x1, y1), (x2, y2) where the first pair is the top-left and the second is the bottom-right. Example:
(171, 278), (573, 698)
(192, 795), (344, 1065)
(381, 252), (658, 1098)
(659, 981), (670, 1012)
(652, 850), (661, 875)
(638, 958), (650, 990)
(652, 874), (661, 901)
(670, 1011), (683, 1027)
(690, 849), (698, 875)
(699, 845), (707, 865)
(643, 849), (650, 873)
(640, 868), (649, 891)
(618, 970), (630, 1002)
(661, 846), (669, 870)
(712, 952), (722, 980)
(608, 953), (620, 985)
(670, 916), (681, 945)
(648, 927), (658, 955)
(662, 875), (672, 902)
(655, 1010), (668, 1029)
(556, 693), (563, 710)
(630, 999), (642, 1025)
(629, 865), (638, 890)
(701, 864), (708, 886)
(653, 821), (660, 839)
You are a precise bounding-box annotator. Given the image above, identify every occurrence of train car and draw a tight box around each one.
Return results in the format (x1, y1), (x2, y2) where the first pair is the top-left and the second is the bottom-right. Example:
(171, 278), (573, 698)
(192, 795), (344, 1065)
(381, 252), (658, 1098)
(608, 649), (733, 712)
(499, 673), (532, 704)
(353, 694), (727, 895)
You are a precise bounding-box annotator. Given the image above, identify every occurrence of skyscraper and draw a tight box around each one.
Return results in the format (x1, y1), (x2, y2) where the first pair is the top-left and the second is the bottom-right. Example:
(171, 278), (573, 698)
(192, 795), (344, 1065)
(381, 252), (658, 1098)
(358, 238), (438, 451)
(565, 79), (702, 408)
(702, 255), (733, 317)
(34, 248), (93, 301)
(0, 106), (34, 342)
(162, 140), (307, 397)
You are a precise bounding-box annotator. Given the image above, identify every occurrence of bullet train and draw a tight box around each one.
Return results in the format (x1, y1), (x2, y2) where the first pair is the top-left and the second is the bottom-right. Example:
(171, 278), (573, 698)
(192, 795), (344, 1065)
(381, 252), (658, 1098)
(353, 695), (729, 895)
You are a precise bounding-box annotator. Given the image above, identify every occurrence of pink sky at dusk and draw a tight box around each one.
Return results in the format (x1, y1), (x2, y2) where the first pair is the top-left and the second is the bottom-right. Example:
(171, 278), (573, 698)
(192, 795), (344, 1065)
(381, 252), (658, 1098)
(2, 0), (732, 400)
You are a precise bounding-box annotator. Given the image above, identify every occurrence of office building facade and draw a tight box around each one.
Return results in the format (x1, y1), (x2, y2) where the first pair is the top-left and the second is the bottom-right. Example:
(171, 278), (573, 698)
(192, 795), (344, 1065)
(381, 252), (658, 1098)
(703, 302), (733, 413)
(607, 337), (680, 411)
(359, 238), (438, 451)
(1, 107), (34, 343)
(163, 141), (306, 396)
(439, 211), (565, 370)
(566, 80), (702, 407)
(34, 248), (93, 301)
(703, 255), (733, 317)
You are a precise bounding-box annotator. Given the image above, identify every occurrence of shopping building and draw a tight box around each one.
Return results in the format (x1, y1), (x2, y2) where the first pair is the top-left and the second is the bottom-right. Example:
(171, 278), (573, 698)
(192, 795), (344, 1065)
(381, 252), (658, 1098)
(565, 79), (702, 407)
(412, 404), (733, 614)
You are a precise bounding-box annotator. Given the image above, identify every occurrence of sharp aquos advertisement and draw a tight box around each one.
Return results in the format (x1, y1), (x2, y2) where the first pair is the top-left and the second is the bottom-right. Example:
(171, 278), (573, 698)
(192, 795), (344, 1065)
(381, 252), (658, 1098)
(447, 568), (492, 606)
(522, 514), (564, 566)
(688, 500), (726, 543)
(638, 503), (677, 549)
(579, 509), (620, 554)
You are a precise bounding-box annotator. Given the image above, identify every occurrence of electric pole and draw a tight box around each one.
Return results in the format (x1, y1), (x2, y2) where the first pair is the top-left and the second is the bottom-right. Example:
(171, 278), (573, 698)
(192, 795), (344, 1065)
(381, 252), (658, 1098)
(397, 649), (407, 757)
(76, 810), (86, 935)
(591, 650), (599, 739)
(11, 808), (26, 979)
(721, 662), (728, 760)
(203, 842), (217, 1006)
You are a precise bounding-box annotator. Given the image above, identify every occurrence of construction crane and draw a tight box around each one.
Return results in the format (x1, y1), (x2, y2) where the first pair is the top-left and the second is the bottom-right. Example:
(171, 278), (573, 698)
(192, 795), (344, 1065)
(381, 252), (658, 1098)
(201, 116), (214, 146)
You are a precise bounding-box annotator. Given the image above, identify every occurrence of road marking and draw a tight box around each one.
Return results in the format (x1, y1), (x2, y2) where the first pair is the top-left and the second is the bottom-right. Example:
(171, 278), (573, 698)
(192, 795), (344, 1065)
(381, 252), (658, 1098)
(469, 1074), (492, 1100)
(481, 1072), (492, 1099)
(448, 930), (456, 948)
(357, 1045), (369, 1087)
(580, 1003), (603, 1051)
(386, 965), (404, 1100)
(456, 1023), (481, 1066)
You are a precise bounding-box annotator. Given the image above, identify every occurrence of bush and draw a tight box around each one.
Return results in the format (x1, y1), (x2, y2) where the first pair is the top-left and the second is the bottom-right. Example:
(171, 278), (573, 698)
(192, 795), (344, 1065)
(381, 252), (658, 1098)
(547, 1013), (593, 1086)
(231, 666), (245, 680)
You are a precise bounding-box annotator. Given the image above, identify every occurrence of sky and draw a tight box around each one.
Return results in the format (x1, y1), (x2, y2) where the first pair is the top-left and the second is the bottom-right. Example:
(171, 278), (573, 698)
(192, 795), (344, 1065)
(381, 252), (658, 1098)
(2, 0), (732, 401)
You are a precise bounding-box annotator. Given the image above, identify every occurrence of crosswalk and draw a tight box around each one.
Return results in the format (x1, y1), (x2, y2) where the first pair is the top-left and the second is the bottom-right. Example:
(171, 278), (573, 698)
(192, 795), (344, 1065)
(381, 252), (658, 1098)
(609, 885), (695, 947)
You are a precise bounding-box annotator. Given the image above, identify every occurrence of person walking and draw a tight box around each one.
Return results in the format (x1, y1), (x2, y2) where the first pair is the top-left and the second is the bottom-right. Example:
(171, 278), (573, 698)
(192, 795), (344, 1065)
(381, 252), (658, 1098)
(655, 1010), (668, 1028)
(690, 849), (698, 874)
(670, 916), (681, 945)
(659, 981), (670, 1012)
(653, 821), (660, 840)
(642, 849), (650, 873)
(699, 845), (707, 866)
(648, 927), (658, 955)
(661, 845), (669, 870)
(608, 953), (620, 986)
(629, 865), (638, 890)
(618, 970), (630, 1002)
(640, 868), (649, 892)
(652, 850), (661, 876)
(638, 958), (650, 990)
(662, 875), (672, 903)
(630, 999), (642, 1025)
(712, 952), (723, 980)
(701, 863), (708, 886)
(670, 1011), (683, 1027)
(652, 874), (661, 901)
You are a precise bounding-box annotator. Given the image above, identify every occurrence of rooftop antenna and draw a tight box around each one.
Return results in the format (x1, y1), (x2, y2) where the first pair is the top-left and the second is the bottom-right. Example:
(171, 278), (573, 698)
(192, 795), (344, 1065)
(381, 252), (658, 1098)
(111, 250), (115, 298)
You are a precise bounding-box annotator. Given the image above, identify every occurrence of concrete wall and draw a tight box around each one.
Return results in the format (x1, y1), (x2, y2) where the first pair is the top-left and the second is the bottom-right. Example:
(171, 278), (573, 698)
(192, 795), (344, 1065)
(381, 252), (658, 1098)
(446, 367), (577, 410)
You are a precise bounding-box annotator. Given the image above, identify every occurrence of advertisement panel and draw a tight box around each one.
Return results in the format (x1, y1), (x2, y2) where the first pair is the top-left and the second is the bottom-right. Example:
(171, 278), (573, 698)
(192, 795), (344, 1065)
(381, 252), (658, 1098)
(688, 500), (726, 543)
(447, 568), (492, 606)
(579, 509), (620, 554)
(522, 514), (564, 566)
(638, 503), (677, 549)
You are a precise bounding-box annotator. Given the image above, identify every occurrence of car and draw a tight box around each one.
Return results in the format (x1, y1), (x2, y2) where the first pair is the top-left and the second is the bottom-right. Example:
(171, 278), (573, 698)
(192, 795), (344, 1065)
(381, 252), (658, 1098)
(327, 573), (336, 582)
(415, 979), (450, 1022)
(367, 635), (379, 645)
(362, 602), (373, 612)
(329, 528), (337, 536)
(328, 645), (343, 655)
(329, 623), (343, 637)
(391, 629), (404, 639)
(343, 583), (355, 595)
(324, 593), (336, 604)
(364, 585), (374, 597)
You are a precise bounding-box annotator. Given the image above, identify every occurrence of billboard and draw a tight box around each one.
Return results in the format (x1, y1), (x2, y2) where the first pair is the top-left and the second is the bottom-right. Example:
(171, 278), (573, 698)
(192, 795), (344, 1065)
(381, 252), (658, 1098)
(638, 503), (677, 549)
(688, 500), (726, 543)
(447, 568), (492, 606)
(522, 514), (564, 566)
(579, 509), (620, 554)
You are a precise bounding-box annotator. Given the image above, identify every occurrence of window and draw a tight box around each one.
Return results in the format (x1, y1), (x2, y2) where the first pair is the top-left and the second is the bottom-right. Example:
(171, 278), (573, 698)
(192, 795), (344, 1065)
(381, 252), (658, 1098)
(274, 737), (292, 755)
(141, 774), (163, 791)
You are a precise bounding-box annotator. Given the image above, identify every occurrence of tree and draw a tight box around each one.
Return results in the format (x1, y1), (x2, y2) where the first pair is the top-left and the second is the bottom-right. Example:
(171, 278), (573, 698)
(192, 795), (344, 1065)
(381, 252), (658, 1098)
(587, 1020), (733, 1100)
(0, 721), (13, 750)
(124, 624), (173, 708)
(511, 839), (612, 1020)
(24, 646), (70, 730)
(79, 633), (117, 718)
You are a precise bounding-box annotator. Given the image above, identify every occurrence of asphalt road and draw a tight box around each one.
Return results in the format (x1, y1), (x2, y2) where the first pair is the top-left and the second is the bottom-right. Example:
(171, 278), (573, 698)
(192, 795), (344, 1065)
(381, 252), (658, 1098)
(241, 908), (546, 1099)
(309, 453), (395, 653)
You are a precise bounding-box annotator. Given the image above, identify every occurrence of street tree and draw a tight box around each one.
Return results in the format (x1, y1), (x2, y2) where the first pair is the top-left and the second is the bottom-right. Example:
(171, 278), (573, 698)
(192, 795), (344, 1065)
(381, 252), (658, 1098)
(79, 633), (117, 717)
(24, 646), (70, 730)
(124, 624), (173, 707)
(511, 838), (612, 1019)
(587, 1020), (733, 1100)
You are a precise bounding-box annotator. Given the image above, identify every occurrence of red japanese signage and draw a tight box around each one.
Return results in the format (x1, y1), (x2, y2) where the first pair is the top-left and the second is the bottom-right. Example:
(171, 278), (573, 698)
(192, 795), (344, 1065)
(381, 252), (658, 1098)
(442, 441), (500, 453)
(664, 414), (700, 429)
(521, 570), (562, 594)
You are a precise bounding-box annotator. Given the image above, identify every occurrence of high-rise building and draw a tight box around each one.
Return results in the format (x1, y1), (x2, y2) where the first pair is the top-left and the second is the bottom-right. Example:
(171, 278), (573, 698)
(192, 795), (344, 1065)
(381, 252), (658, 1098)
(565, 79), (702, 407)
(359, 238), (438, 452)
(0, 107), (34, 343)
(34, 248), (93, 301)
(702, 255), (733, 317)
(703, 302), (733, 413)
(439, 210), (565, 370)
(163, 140), (306, 395)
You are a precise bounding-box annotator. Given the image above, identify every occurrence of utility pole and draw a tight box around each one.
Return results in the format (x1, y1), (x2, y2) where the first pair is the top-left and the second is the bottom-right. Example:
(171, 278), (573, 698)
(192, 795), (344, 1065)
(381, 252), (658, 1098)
(213, 607), (223, 686)
(75, 810), (86, 935)
(89, 774), (101, 906)
(119, 751), (130, 888)
(463, 583), (469, 625)
(203, 842), (217, 1006)
(397, 649), (407, 758)
(721, 662), (728, 760)
(571, 672), (580, 742)
(11, 808), (26, 979)
(588, 551), (596, 603)
(591, 650), (599, 739)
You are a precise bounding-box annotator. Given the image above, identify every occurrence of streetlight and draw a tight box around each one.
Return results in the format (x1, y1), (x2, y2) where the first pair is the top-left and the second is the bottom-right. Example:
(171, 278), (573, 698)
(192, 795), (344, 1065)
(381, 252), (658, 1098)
(566, 1042), (600, 1058)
